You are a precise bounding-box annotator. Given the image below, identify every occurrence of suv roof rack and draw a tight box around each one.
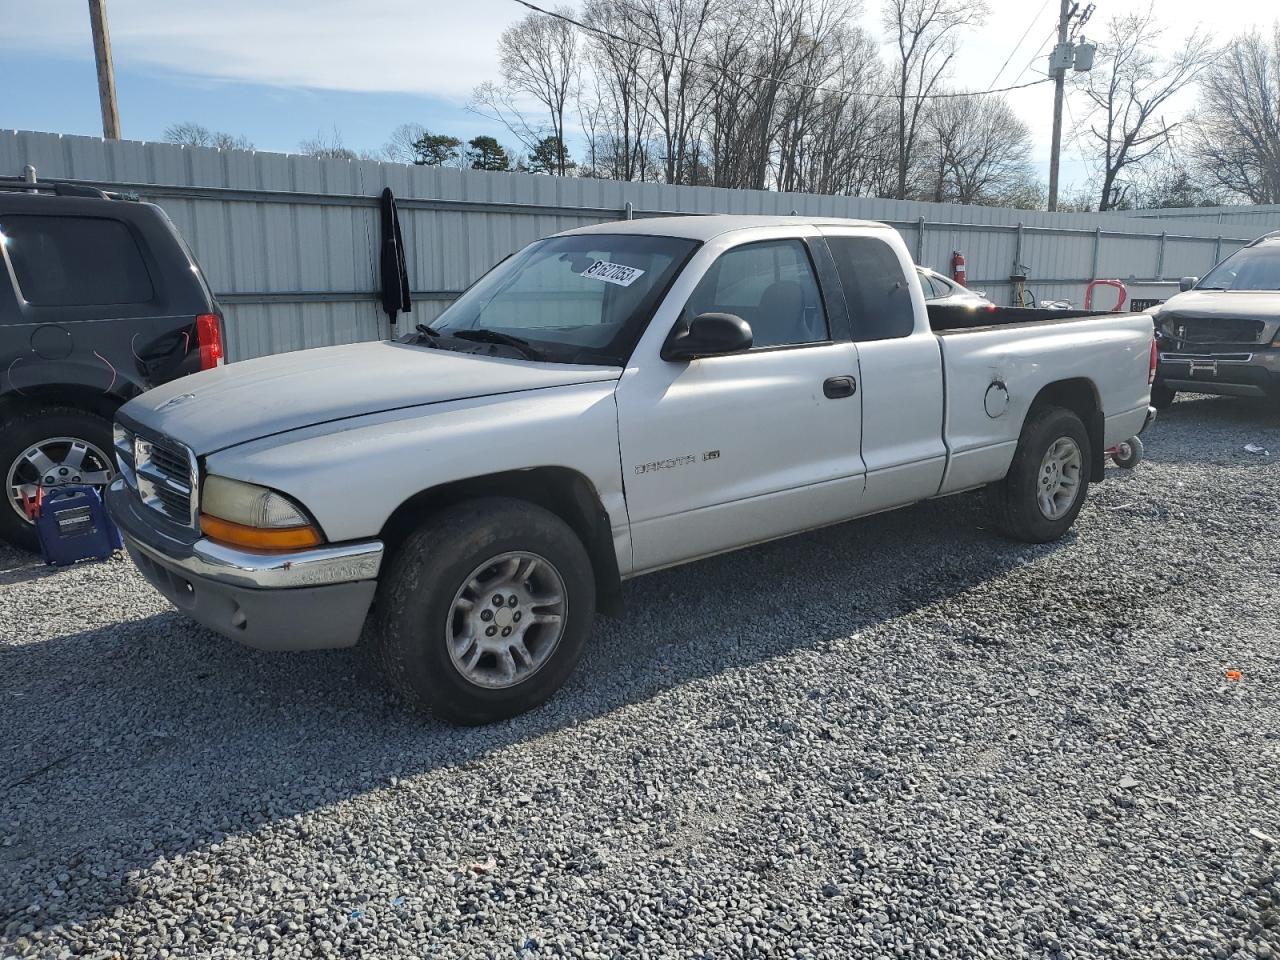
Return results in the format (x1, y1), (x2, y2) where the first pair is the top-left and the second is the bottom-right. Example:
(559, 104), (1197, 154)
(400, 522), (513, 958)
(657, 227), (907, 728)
(1246, 229), (1280, 247)
(0, 176), (134, 201)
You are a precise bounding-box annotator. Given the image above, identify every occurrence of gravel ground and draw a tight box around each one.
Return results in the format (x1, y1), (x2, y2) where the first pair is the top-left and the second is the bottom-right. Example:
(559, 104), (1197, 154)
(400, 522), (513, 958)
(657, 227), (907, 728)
(2, 393), (1279, 960)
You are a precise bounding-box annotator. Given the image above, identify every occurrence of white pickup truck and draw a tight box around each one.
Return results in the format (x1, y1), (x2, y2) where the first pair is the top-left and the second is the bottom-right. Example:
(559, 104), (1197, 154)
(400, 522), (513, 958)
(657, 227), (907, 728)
(107, 215), (1157, 723)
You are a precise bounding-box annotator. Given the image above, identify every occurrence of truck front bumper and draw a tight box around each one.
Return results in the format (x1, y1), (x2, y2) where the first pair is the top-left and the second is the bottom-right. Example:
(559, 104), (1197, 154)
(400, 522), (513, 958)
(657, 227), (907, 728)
(1157, 345), (1280, 399)
(107, 479), (382, 650)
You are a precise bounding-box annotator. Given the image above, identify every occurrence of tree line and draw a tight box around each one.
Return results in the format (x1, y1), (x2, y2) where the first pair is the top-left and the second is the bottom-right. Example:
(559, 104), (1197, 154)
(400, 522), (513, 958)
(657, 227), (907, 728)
(162, 6), (1280, 211)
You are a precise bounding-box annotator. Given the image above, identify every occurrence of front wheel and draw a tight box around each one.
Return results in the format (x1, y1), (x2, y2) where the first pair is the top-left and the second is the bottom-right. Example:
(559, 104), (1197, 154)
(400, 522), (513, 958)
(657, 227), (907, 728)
(372, 498), (596, 724)
(0, 406), (116, 552)
(987, 405), (1092, 543)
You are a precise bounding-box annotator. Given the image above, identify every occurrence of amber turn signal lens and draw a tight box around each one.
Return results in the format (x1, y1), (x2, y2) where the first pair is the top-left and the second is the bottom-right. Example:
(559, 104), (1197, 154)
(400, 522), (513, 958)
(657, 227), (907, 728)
(199, 513), (322, 551)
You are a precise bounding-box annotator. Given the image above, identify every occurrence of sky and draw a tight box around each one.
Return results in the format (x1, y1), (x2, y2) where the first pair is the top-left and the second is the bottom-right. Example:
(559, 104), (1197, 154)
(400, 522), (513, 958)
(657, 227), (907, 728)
(0, 0), (1272, 195)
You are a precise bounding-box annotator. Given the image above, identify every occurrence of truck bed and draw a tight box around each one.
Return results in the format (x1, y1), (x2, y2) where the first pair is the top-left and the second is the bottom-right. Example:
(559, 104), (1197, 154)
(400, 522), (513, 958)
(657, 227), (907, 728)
(928, 303), (1113, 332)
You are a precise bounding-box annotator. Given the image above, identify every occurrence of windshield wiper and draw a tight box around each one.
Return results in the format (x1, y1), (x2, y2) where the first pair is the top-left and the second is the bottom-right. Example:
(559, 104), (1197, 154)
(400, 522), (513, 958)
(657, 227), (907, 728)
(450, 328), (543, 360)
(410, 323), (446, 347)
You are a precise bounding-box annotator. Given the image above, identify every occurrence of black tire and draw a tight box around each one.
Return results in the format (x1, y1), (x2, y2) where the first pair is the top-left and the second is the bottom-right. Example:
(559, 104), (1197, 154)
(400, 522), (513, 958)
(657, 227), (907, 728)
(1111, 435), (1144, 469)
(372, 497), (596, 725)
(987, 405), (1092, 544)
(0, 406), (116, 552)
(1150, 382), (1176, 410)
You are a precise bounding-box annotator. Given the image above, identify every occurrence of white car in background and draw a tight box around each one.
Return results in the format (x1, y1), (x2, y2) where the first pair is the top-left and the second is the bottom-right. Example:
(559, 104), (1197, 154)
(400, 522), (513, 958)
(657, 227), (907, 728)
(916, 265), (991, 307)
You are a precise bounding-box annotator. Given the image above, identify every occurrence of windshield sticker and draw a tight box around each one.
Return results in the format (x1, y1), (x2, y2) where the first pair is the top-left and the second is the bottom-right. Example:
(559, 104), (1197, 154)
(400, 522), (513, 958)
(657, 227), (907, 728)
(580, 260), (646, 287)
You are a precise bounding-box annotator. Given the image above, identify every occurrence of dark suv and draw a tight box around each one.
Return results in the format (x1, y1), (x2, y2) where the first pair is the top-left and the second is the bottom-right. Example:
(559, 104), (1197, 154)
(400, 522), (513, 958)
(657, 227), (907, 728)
(1151, 231), (1280, 408)
(0, 178), (223, 550)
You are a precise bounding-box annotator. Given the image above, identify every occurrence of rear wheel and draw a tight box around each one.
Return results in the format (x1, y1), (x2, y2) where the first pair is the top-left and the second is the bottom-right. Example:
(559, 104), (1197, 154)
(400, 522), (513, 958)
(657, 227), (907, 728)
(987, 406), (1092, 543)
(373, 498), (596, 724)
(0, 407), (116, 552)
(1150, 382), (1176, 409)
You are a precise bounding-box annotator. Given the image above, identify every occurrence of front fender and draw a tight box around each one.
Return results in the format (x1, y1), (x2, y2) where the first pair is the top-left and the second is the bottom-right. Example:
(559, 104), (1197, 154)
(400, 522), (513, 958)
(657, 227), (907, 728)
(204, 381), (629, 558)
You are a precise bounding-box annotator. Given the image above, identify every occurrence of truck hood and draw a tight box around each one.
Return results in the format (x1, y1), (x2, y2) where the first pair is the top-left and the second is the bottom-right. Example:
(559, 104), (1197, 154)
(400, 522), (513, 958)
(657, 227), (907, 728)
(121, 340), (622, 455)
(1155, 289), (1280, 319)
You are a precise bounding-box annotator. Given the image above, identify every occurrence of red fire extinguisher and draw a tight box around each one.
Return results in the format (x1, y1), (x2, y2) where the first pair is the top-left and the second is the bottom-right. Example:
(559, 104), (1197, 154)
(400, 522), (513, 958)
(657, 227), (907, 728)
(951, 251), (967, 286)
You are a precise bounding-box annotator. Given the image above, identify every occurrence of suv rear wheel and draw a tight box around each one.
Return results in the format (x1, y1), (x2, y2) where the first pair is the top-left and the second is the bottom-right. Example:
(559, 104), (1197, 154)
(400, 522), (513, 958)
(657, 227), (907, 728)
(0, 407), (116, 552)
(373, 497), (596, 724)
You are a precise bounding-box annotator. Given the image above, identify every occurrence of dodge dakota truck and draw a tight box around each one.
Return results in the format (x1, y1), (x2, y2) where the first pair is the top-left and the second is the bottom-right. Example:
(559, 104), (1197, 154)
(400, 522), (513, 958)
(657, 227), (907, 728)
(1150, 230), (1280, 408)
(107, 215), (1157, 723)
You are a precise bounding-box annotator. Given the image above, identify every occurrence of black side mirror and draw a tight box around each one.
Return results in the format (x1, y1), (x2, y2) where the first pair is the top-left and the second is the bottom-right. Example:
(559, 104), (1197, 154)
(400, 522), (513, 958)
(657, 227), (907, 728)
(1179, 276), (1198, 292)
(662, 312), (753, 361)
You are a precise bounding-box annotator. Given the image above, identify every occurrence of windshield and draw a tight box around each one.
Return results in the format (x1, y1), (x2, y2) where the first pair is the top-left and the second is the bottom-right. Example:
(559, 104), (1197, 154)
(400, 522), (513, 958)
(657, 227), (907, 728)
(1197, 243), (1280, 291)
(427, 233), (698, 365)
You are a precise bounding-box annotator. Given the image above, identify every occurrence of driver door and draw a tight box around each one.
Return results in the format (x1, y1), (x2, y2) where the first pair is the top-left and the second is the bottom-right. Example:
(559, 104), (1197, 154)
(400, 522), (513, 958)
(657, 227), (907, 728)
(614, 236), (866, 573)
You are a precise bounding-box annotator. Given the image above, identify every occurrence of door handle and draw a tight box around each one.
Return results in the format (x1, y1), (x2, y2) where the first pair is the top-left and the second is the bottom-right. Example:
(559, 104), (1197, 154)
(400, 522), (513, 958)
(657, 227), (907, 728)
(823, 376), (857, 399)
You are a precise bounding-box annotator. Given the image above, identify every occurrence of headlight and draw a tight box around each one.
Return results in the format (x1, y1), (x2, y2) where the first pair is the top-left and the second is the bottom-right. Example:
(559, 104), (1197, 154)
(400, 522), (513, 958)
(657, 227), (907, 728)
(199, 475), (322, 550)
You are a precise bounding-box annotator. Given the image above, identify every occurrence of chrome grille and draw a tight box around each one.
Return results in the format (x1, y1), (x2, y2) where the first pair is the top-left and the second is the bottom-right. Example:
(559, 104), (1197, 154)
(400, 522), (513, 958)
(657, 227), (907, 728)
(133, 434), (197, 527)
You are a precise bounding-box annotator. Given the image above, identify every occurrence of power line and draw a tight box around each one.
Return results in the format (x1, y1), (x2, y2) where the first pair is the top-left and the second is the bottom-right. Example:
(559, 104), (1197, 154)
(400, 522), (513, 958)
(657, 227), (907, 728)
(510, 0), (1052, 101)
(986, 0), (1053, 91)
(1008, 25), (1060, 89)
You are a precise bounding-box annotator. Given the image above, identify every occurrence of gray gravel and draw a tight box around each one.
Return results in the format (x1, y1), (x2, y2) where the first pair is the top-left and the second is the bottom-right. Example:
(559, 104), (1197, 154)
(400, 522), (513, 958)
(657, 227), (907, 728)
(3, 393), (1279, 960)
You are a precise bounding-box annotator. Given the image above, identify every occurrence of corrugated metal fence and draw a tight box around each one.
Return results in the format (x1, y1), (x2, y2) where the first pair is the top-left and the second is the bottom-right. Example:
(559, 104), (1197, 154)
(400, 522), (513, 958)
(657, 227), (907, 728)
(1, 129), (1265, 362)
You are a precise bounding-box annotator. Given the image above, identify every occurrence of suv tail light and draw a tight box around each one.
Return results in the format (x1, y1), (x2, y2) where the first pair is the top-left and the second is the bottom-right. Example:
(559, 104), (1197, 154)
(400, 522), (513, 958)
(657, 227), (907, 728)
(1148, 337), (1158, 385)
(197, 313), (224, 370)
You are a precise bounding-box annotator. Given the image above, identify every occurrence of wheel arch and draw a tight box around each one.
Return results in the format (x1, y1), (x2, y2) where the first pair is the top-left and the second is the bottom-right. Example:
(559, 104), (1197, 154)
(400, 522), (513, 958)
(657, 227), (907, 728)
(1025, 377), (1105, 482)
(0, 382), (128, 423)
(378, 467), (624, 616)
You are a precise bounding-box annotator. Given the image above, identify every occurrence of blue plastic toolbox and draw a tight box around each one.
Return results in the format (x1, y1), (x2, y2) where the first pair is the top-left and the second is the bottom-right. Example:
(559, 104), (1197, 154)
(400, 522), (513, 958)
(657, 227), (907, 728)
(34, 485), (123, 566)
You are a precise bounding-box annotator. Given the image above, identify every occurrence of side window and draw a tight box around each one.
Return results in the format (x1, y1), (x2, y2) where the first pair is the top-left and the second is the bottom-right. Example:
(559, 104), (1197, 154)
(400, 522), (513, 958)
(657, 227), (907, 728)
(826, 236), (916, 341)
(685, 239), (828, 349)
(0, 214), (154, 307)
(917, 270), (941, 300)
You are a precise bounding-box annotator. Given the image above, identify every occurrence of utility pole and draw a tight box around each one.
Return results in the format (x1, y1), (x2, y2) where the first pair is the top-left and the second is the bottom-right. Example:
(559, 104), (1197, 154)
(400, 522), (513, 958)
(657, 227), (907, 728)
(1046, 0), (1071, 212)
(87, 0), (121, 140)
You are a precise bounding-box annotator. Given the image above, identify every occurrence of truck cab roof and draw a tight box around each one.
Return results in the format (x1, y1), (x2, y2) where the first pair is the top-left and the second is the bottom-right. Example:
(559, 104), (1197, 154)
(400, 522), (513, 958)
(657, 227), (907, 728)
(558, 214), (891, 242)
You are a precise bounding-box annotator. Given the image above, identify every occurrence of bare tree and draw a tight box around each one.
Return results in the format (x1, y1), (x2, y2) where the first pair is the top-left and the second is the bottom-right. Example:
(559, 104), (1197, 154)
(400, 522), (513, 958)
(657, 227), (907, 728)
(298, 128), (378, 161)
(471, 8), (578, 175)
(164, 121), (253, 151)
(381, 123), (428, 164)
(580, 0), (657, 181)
(1074, 10), (1215, 211)
(772, 20), (895, 196)
(1189, 27), (1280, 204)
(882, 0), (987, 200)
(919, 93), (1037, 205)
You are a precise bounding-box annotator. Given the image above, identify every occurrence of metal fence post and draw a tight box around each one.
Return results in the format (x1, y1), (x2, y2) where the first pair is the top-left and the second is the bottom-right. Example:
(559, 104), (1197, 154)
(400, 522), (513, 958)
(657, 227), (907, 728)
(1014, 221), (1024, 274)
(1091, 227), (1102, 279)
(1156, 230), (1167, 280)
(1213, 235), (1222, 268)
(624, 201), (633, 220)
(915, 216), (926, 264)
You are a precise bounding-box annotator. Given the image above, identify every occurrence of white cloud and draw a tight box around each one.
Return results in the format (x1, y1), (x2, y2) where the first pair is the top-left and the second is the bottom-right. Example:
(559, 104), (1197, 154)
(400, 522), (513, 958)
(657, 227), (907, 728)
(0, 0), (526, 100)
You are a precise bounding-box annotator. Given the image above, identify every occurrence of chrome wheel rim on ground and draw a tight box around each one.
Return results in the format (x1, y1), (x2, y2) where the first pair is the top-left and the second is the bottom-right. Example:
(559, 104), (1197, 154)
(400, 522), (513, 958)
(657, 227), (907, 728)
(1037, 436), (1082, 520)
(446, 551), (567, 689)
(6, 436), (115, 523)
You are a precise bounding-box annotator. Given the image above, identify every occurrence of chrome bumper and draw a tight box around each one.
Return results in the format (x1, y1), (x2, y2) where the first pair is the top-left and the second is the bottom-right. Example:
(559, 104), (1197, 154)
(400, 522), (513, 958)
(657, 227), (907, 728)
(106, 478), (383, 589)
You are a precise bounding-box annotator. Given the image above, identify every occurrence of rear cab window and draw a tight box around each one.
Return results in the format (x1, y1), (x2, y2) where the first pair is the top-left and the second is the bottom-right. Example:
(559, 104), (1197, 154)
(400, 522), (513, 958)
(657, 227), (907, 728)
(824, 235), (916, 341)
(0, 214), (154, 308)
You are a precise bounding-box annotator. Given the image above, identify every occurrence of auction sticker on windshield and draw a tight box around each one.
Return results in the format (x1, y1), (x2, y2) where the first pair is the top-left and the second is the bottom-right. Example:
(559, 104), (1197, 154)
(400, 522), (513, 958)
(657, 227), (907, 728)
(581, 260), (646, 287)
